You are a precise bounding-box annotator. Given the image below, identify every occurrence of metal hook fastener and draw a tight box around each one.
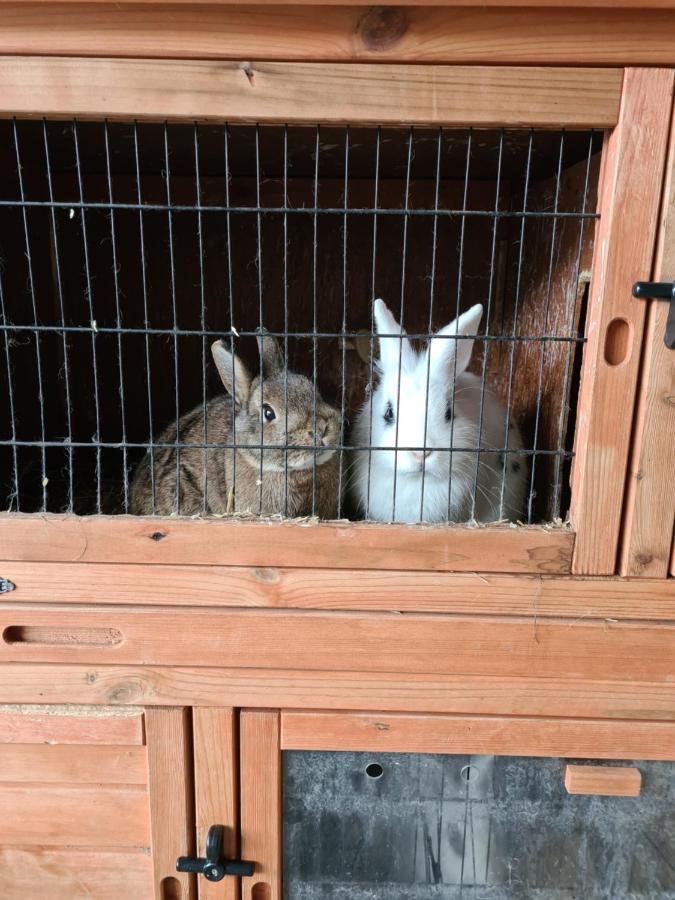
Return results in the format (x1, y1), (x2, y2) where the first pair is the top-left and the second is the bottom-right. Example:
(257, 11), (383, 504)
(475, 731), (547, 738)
(632, 281), (675, 349)
(176, 824), (254, 882)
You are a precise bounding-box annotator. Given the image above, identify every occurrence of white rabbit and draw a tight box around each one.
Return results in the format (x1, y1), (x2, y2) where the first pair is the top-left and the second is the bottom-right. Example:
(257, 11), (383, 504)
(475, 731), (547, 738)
(349, 299), (527, 524)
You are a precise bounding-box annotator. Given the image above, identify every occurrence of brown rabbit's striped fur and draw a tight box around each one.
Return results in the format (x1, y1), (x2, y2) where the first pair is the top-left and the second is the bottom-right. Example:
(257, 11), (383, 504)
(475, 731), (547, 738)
(130, 334), (342, 518)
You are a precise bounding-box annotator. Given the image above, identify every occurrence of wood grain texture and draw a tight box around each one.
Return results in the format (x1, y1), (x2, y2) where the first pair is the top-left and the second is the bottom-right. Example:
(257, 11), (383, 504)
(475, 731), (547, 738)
(621, 93), (675, 577)
(145, 707), (196, 900)
(1, 605), (674, 683)
(0, 784), (150, 846)
(240, 711), (281, 900)
(4, 561), (675, 619)
(571, 68), (675, 575)
(0, 706), (144, 744)
(0, 57), (622, 127)
(193, 708), (239, 900)
(0, 743), (147, 784)
(281, 711), (675, 760)
(5, 0), (673, 7)
(564, 763), (642, 796)
(0, 848), (154, 900)
(0, 514), (574, 574)
(2, 663), (674, 721)
(1, 5), (674, 65)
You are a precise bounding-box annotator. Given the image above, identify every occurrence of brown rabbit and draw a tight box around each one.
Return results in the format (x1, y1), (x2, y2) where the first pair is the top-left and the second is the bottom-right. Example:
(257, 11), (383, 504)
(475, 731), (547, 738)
(130, 333), (342, 518)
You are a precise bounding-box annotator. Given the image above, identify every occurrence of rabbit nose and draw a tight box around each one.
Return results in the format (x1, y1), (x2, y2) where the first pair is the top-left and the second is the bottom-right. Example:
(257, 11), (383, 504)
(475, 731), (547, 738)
(316, 421), (330, 446)
(412, 450), (433, 462)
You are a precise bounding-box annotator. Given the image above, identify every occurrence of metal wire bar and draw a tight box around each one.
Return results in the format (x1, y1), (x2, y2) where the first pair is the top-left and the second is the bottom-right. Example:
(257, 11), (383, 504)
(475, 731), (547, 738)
(164, 124), (181, 515)
(223, 123), (237, 510)
(337, 126), (350, 518)
(311, 125), (320, 515)
(255, 124), (264, 515)
(283, 125), (290, 516)
(0, 263), (19, 510)
(194, 124), (208, 515)
(365, 127), (381, 519)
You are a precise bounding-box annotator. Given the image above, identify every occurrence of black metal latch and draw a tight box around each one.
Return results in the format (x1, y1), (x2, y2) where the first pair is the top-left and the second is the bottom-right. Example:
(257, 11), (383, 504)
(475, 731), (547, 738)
(176, 824), (254, 882)
(632, 281), (675, 349)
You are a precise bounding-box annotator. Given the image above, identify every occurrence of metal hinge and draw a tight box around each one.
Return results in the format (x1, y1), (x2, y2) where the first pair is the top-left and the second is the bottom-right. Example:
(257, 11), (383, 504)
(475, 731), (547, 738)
(632, 281), (675, 349)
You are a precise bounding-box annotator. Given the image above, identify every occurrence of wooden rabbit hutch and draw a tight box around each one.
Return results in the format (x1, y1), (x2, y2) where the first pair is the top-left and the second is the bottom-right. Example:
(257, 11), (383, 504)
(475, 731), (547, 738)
(0, 2), (674, 898)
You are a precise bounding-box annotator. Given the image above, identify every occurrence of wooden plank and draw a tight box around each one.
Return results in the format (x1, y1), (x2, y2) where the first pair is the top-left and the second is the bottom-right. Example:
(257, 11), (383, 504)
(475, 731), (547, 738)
(2, 664), (674, 721)
(281, 711), (675, 760)
(240, 711), (281, 900)
(0, 57), (622, 127)
(1, 5), (674, 65)
(564, 763), (642, 796)
(571, 69), (675, 574)
(5, 0), (674, 8)
(621, 92), (675, 577)
(1, 605), (674, 683)
(4, 561), (675, 620)
(145, 707), (196, 900)
(0, 848), (154, 900)
(0, 705), (144, 744)
(0, 784), (150, 846)
(0, 514), (574, 574)
(193, 708), (239, 900)
(0, 743), (147, 784)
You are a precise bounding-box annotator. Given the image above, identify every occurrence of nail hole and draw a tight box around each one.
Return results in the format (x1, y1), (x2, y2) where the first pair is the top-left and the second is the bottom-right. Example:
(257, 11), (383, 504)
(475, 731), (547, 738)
(366, 762), (384, 779)
(461, 764), (480, 783)
(252, 884), (271, 900)
(161, 876), (181, 900)
(3, 626), (123, 647)
(604, 317), (632, 366)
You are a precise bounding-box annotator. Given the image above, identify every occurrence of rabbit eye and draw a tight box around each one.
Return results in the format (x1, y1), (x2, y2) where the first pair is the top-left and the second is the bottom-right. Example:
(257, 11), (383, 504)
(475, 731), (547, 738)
(383, 402), (395, 425)
(262, 403), (276, 423)
(445, 404), (453, 423)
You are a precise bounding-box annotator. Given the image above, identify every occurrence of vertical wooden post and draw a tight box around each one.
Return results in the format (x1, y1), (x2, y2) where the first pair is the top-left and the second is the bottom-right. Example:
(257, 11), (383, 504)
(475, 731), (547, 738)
(146, 707), (196, 900)
(620, 92), (675, 577)
(193, 708), (239, 900)
(570, 68), (674, 574)
(240, 710), (282, 900)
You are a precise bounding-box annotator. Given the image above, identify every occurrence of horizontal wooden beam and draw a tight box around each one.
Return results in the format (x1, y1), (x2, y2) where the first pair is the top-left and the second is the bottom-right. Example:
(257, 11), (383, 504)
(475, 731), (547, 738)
(564, 763), (642, 795)
(4, 0), (672, 8)
(1, 605), (674, 682)
(1, 5), (673, 65)
(0, 514), (574, 574)
(280, 711), (675, 760)
(0, 56), (622, 127)
(3, 561), (675, 620)
(2, 663), (674, 720)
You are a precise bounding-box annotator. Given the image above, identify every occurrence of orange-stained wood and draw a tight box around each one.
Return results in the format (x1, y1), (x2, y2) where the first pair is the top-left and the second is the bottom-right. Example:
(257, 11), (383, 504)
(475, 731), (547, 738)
(1, 664), (674, 721)
(1, 5), (674, 65)
(564, 763), (642, 796)
(0, 849), (154, 900)
(0, 743), (147, 784)
(240, 711), (281, 900)
(281, 711), (675, 760)
(0, 706), (144, 744)
(0, 784), (150, 847)
(1, 605), (674, 683)
(3, 0), (673, 8)
(571, 68), (675, 574)
(193, 708), (239, 900)
(0, 513), (574, 574)
(621, 92), (675, 577)
(145, 707), (196, 900)
(0, 57), (622, 127)
(4, 561), (675, 620)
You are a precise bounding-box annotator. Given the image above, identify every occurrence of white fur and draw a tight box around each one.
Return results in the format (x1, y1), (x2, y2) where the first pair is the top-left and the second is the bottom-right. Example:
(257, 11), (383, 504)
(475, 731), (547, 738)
(349, 299), (528, 523)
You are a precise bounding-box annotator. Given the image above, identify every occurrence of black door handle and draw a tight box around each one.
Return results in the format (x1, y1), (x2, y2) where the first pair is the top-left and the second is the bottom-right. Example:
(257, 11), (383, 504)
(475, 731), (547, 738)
(632, 281), (675, 349)
(176, 824), (254, 882)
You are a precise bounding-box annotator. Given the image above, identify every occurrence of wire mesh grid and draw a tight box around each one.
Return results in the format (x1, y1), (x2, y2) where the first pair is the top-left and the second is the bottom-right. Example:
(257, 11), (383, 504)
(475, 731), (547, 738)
(0, 120), (602, 523)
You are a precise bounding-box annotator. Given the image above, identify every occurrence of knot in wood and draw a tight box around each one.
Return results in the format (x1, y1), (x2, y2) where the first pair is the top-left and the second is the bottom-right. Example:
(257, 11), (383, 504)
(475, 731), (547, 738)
(357, 7), (408, 52)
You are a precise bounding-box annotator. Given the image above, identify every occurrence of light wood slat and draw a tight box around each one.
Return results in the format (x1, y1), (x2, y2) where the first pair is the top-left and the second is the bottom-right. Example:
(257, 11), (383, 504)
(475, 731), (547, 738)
(145, 707), (196, 900)
(0, 514), (574, 574)
(2, 664), (674, 721)
(0, 849), (154, 900)
(4, 561), (675, 620)
(0, 784), (150, 847)
(1, 5), (674, 65)
(0, 744), (147, 784)
(281, 711), (675, 760)
(571, 68), (675, 574)
(0, 57), (622, 127)
(0, 706), (144, 744)
(1, 605), (674, 682)
(565, 763), (642, 796)
(240, 711), (281, 900)
(621, 92), (675, 577)
(193, 708), (239, 900)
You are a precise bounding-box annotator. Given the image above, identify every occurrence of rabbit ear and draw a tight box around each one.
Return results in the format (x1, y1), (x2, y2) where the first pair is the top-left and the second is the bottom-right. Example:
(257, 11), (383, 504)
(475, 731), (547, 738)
(212, 339), (251, 406)
(429, 304), (484, 377)
(256, 329), (284, 376)
(373, 298), (413, 372)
